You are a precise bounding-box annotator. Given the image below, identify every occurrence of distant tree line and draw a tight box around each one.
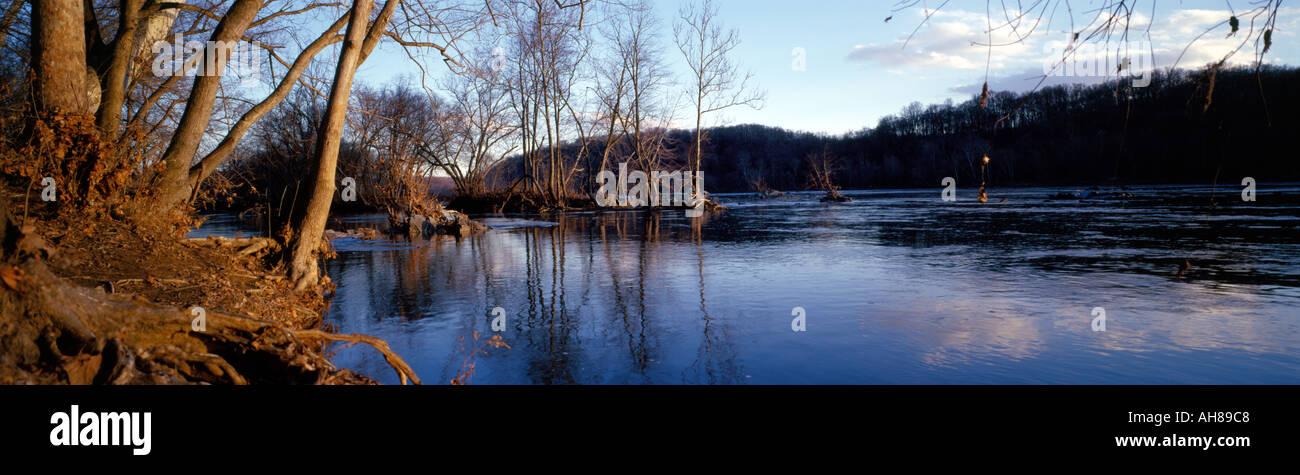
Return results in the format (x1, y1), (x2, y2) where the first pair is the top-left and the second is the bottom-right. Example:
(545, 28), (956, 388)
(492, 65), (1300, 193)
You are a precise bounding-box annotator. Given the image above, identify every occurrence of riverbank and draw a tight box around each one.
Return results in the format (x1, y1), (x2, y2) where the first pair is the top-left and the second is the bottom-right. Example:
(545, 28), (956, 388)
(0, 187), (422, 385)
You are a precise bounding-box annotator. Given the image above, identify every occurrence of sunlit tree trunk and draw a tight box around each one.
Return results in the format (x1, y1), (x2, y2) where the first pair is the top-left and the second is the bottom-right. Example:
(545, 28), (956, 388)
(31, 0), (89, 117)
(287, 0), (372, 289)
(287, 0), (399, 289)
(147, 0), (263, 220)
(94, 0), (142, 136)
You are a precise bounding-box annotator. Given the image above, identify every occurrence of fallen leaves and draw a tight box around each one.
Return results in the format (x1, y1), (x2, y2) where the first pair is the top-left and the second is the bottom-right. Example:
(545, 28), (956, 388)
(0, 266), (24, 291)
(17, 225), (53, 258)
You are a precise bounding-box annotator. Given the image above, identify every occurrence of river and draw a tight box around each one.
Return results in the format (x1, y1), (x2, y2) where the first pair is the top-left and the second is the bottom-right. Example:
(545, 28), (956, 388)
(195, 184), (1300, 384)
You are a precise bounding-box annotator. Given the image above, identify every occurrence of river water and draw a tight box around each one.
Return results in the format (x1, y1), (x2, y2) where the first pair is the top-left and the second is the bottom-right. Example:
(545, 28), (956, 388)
(196, 185), (1300, 384)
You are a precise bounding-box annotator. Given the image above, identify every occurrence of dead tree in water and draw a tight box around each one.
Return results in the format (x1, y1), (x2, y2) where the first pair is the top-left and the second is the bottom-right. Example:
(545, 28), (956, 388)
(978, 154), (990, 203)
(806, 148), (849, 203)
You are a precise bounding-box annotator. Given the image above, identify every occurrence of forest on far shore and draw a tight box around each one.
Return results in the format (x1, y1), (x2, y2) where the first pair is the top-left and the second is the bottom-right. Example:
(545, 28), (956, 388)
(486, 66), (1300, 195)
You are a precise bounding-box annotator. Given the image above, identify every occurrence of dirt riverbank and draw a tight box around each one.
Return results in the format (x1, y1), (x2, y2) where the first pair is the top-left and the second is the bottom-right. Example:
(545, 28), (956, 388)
(0, 190), (422, 385)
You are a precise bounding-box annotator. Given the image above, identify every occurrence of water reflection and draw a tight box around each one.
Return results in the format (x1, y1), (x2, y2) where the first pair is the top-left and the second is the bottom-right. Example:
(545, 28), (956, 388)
(308, 185), (1300, 384)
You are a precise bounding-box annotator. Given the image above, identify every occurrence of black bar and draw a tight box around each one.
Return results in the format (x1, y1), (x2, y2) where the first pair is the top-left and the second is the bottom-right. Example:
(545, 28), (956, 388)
(0, 386), (1293, 463)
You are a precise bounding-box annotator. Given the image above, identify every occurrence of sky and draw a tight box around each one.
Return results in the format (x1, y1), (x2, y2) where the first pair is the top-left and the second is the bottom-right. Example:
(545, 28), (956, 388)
(352, 0), (1300, 136)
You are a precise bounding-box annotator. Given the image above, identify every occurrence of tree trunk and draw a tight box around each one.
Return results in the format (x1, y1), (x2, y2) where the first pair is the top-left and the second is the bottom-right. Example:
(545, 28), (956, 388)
(146, 0), (263, 220)
(94, 0), (143, 137)
(693, 122), (702, 174)
(286, 0), (373, 289)
(30, 0), (89, 117)
(185, 13), (352, 197)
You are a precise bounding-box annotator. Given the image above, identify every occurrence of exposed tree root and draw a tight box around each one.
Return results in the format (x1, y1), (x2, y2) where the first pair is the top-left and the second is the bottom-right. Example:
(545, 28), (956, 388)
(288, 330), (421, 385)
(0, 201), (417, 385)
(183, 236), (280, 258)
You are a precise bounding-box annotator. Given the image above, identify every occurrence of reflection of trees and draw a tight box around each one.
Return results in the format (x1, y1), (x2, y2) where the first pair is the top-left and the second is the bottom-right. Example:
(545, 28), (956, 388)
(597, 212), (656, 378)
(630, 213), (657, 373)
(519, 223), (578, 384)
(345, 243), (437, 322)
(593, 211), (741, 384)
(684, 241), (743, 384)
(511, 211), (744, 383)
(329, 210), (745, 383)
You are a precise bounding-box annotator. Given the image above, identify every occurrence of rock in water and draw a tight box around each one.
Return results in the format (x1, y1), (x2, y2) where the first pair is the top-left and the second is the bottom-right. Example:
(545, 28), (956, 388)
(390, 209), (487, 239)
(407, 214), (427, 240)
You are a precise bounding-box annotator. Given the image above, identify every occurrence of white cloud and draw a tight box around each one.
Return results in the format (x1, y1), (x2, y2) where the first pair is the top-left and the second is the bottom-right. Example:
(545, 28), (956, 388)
(856, 6), (1299, 95)
(857, 5), (1294, 85)
(847, 9), (1039, 71)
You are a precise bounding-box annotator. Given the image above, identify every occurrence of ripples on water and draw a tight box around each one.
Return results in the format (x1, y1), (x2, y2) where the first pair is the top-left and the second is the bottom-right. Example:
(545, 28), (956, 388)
(199, 185), (1300, 384)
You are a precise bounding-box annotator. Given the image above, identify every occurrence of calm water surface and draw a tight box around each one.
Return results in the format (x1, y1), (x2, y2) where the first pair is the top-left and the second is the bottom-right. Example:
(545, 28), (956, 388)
(200, 185), (1300, 384)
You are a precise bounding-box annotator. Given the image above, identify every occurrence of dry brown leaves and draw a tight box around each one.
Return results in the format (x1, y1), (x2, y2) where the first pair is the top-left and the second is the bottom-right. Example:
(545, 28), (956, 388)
(0, 265), (24, 291)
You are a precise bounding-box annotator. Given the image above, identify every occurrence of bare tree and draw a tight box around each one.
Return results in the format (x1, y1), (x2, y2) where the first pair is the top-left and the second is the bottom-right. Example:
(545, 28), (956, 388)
(185, 11), (354, 202)
(17, 0), (485, 223)
(805, 147), (847, 202)
(610, 0), (672, 175)
(146, 0), (267, 220)
(433, 58), (517, 196)
(347, 82), (437, 216)
(288, 0), (402, 289)
(500, 0), (591, 205)
(589, 11), (630, 193)
(673, 0), (763, 175)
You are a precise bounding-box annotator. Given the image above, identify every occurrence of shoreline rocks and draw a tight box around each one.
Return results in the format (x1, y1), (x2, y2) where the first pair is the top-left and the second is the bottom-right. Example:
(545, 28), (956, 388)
(389, 209), (488, 239)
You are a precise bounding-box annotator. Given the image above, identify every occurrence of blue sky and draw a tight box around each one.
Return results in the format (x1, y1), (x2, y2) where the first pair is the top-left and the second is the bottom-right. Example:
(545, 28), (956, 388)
(352, 0), (1299, 135)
